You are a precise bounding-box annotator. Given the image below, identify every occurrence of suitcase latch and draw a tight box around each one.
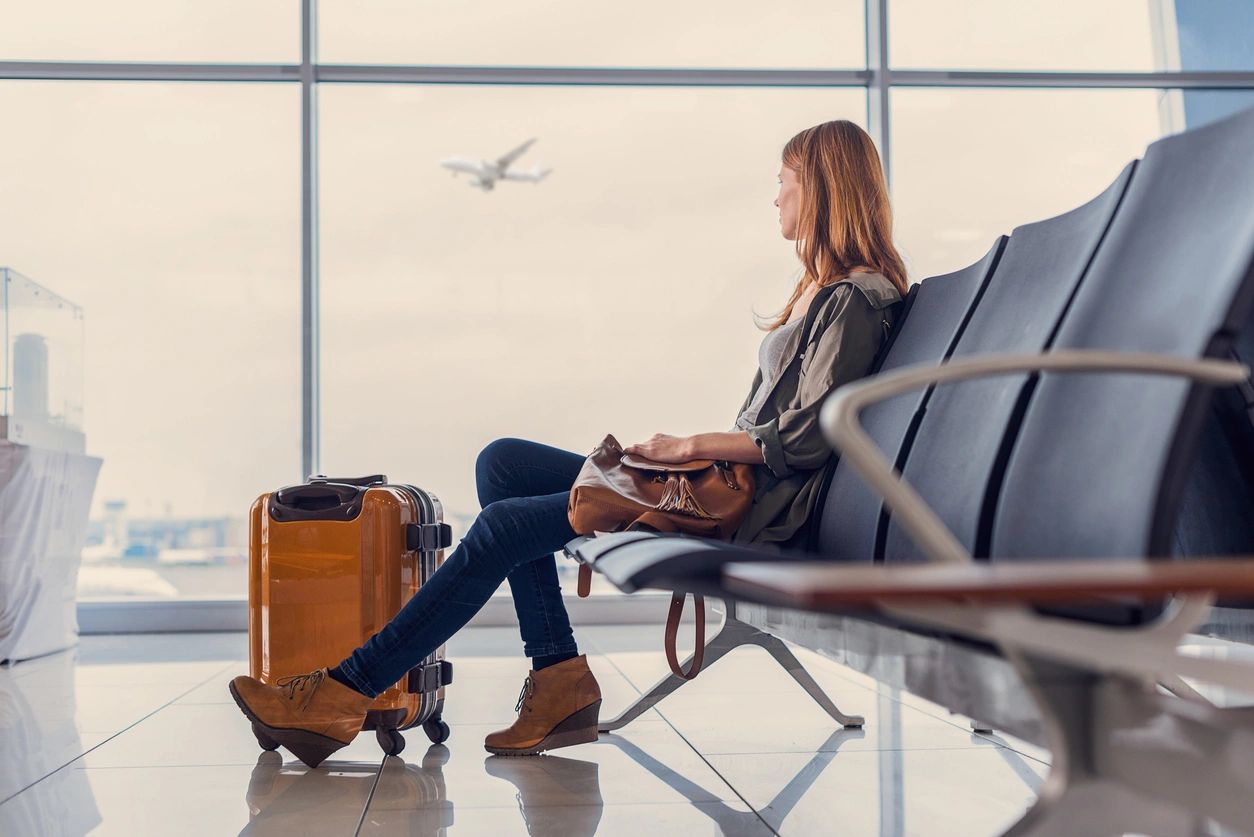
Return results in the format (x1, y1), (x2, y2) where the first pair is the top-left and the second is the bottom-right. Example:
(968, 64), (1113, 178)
(406, 522), (452, 552)
(406, 660), (454, 693)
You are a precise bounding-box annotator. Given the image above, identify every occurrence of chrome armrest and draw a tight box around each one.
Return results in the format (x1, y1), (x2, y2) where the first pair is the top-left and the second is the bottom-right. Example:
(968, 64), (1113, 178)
(818, 350), (1249, 565)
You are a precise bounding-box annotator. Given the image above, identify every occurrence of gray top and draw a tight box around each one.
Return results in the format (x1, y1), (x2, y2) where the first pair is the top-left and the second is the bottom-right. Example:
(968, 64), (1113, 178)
(733, 317), (807, 430)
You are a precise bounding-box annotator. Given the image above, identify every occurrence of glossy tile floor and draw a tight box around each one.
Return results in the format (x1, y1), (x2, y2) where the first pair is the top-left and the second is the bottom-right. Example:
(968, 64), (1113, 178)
(0, 625), (1050, 836)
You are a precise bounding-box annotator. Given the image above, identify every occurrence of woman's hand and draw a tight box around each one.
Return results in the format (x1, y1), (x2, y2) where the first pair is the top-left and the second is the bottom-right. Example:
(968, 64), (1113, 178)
(624, 434), (695, 463)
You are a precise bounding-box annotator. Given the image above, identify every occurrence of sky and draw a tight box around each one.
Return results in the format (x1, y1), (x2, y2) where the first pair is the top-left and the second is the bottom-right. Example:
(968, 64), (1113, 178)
(0, 1), (1240, 542)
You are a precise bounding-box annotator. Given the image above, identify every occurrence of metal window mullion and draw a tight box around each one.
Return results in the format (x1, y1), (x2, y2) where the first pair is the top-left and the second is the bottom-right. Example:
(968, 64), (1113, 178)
(0, 60), (299, 82)
(0, 62), (869, 87)
(1, 61), (1249, 90)
(313, 65), (871, 86)
(300, 0), (319, 480)
(884, 69), (1254, 89)
(866, 0), (891, 186)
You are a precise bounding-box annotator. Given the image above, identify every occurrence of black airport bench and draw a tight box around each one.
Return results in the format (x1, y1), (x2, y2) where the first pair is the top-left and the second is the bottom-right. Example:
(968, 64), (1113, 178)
(566, 104), (1254, 836)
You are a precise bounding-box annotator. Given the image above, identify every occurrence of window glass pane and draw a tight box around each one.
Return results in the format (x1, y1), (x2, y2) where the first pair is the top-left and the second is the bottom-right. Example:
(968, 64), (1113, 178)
(319, 85), (862, 594)
(318, 1), (864, 68)
(0, 82), (300, 599)
(891, 89), (1254, 283)
(0, 1), (298, 62)
(890, 0), (1254, 72)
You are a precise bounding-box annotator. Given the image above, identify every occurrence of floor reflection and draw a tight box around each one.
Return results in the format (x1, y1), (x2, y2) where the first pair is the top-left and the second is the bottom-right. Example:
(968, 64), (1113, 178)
(240, 744), (611, 836)
(0, 652), (102, 836)
(242, 747), (453, 836)
(1, 629), (1057, 835)
(485, 754), (603, 836)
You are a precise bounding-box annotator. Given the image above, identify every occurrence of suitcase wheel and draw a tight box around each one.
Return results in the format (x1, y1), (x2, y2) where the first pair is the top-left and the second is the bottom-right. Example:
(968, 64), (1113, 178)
(423, 717), (451, 745)
(376, 727), (406, 757)
(251, 723), (280, 752)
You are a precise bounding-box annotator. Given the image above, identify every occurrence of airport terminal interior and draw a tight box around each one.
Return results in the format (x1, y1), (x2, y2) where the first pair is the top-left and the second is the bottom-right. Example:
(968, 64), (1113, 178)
(2, 2), (1254, 835)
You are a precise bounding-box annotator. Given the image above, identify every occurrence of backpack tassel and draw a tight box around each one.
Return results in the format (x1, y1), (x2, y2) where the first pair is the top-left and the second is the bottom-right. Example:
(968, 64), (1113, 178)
(655, 473), (718, 519)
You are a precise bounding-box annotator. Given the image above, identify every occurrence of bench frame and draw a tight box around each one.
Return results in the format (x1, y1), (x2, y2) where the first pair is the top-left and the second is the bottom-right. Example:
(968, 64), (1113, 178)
(596, 601), (865, 733)
(572, 349), (1254, 836)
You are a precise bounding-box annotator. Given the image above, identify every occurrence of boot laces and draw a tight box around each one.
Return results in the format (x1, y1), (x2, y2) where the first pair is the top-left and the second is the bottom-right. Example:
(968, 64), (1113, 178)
(514, 675), (535, 714)
(276, 669), (325, 711)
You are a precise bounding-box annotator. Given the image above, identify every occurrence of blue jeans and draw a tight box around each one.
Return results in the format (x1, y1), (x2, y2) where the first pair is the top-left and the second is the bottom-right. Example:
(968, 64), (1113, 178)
(336, 437), (585, 698)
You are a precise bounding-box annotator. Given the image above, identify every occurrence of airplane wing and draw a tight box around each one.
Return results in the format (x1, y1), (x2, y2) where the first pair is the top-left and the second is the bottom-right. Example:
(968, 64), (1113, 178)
(440, 158), (483, 175)
(495, 138), (536, 171)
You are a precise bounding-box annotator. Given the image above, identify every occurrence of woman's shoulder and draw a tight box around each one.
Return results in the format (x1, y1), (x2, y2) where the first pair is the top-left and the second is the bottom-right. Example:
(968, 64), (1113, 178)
(818, 270), (901, 313)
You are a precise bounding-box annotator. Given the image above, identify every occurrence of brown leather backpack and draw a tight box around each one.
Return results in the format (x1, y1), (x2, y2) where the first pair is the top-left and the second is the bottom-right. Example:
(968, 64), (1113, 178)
(567, 433), (756, 679)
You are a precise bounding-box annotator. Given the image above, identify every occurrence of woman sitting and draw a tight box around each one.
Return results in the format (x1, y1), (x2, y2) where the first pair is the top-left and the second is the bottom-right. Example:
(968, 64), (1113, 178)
(227, 119), (908, 763)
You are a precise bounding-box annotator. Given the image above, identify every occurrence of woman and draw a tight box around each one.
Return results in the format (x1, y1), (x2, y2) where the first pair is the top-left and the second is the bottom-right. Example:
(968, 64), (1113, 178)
(228, 119), (907, 763)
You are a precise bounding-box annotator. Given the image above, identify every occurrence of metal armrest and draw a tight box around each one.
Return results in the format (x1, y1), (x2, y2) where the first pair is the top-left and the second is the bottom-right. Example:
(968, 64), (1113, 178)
(818, 350), (1249, 565)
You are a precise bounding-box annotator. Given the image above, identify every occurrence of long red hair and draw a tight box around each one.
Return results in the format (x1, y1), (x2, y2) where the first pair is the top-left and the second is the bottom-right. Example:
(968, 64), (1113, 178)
(759, 120), (908, 332)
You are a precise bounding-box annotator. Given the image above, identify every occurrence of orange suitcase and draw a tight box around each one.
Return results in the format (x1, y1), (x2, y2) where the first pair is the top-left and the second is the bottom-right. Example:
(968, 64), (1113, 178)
(247, 474), (454, 756)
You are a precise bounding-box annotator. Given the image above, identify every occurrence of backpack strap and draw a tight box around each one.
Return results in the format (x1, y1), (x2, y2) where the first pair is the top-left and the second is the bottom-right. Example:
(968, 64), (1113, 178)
(664, 592), (706, 680)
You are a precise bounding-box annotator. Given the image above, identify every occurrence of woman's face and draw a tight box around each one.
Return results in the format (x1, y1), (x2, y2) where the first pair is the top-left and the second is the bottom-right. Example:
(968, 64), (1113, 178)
(775, 165), (801, 241)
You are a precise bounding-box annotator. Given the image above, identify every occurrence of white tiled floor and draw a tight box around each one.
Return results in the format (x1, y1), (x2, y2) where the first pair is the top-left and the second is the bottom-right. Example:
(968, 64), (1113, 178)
(0, 626), (1048, 836)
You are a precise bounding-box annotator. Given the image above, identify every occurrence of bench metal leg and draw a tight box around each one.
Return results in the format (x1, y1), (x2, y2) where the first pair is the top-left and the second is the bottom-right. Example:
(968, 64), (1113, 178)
(875, 595), (1254, 834)
(1158, 671), (1214, 706)
(754, 628), (866, 728)
(1002, 652), (1254, 837)
(598, 608), (865, 733)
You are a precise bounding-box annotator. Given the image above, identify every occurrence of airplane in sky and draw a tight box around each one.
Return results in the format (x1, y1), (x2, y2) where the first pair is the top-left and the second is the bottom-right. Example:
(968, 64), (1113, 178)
(439, 138), (553, 191)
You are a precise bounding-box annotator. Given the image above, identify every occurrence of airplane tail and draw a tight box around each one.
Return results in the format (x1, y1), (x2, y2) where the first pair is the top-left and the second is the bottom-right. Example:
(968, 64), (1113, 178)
(530, 165), (553, 181)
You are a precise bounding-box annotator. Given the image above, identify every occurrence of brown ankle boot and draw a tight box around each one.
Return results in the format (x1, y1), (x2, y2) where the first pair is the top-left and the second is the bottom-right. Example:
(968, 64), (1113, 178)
(228, 668), (374, 768)
(484, 655), (602, 756)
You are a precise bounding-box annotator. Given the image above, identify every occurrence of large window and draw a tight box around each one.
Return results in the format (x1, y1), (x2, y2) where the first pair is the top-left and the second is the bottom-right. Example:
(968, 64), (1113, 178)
(893, 87), (1254, 281)
(890, 0), (1161, 72)
(896, 88), (1165, 281)
(890, 0), (1254, 72)
(0, 82), (300, 598)
(0, 1), (297, 62)
(0, 2), (1250, 611)
(318, 86), (862, 593)
(318, 1), (865, 67)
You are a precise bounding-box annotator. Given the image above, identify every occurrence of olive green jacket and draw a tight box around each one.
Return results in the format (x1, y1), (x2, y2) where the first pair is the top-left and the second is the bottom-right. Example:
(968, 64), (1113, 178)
(730, 271), (902, 549)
